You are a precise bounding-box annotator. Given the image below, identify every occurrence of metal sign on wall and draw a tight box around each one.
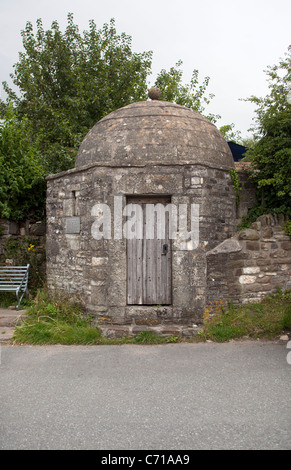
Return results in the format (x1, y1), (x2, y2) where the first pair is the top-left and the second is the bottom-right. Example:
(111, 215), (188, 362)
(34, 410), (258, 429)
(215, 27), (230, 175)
(66, 217), (81, 234)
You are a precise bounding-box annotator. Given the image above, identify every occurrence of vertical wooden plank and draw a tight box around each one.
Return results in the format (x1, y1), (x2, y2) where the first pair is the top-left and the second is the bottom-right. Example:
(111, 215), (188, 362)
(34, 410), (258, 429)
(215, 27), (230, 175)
(131, 237), (137, 304)
(127, 238), (133, 304)
(146, 238), (154, 305)
(156, 231), (163, 305)
(145, 202), (152, 305)
(130, 238), (137, 305)
(136, 206), (143, 304)
(156, 206), (163, 305)
(151, 209), (157, 304)
(142, 206), (148, 304)
(165, 210), (172, 304)
(160, 209), (167, 305)
(144, 202), (151, 305)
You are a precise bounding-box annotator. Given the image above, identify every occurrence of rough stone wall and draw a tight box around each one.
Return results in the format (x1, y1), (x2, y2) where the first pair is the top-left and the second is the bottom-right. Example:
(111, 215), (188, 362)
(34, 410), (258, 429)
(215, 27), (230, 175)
(206, 214), (291, 308)
(0, 218), (46, 237)
(236, 168), (258, 223)
(46, 163), (237, 325)
(0, 218), (46, 288)
(0, 218), (46, 260)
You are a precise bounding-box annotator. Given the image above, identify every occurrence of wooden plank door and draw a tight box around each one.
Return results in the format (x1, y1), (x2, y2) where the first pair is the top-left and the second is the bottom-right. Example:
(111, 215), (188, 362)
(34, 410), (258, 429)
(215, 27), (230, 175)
(127, 196), (172, 305)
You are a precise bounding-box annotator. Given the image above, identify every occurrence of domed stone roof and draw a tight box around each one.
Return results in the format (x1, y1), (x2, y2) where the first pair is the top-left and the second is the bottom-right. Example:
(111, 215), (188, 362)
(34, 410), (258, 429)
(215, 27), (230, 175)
(75, 101), (234, 170)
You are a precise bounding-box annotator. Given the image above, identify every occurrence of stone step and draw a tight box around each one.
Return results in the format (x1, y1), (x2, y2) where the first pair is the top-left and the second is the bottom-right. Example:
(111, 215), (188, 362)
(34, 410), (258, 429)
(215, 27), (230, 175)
(99, 323), (203, 339)
(0, 310), (27, 326)
(0, 308), (27, 342)
(0, 326), (15, 342)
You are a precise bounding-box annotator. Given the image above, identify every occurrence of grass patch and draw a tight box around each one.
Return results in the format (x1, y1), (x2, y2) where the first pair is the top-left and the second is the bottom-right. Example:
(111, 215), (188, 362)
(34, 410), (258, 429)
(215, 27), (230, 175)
(14, 319), (104, 345)
(13, 288), (104, 345)
(12, 288), (179, 345)
(198, 290), (291, 342)
(133, 330), (168, 344)
(12, 288), (291, 345)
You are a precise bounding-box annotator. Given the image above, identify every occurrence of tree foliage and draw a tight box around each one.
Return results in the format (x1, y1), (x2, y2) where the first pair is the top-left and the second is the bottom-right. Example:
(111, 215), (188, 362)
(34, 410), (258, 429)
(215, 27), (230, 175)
(0, 105), (45, 220)
(245, 46), (291, 214)
(219, 123), (242, 142)
(154, 60), (220, 123)
(2, 14), (153, 174)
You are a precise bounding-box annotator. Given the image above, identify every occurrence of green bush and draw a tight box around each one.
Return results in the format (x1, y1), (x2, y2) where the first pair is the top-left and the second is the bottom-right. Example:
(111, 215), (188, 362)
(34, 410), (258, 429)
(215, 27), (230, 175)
(283, 220), (291, 238)
(282, 304), (291, 329)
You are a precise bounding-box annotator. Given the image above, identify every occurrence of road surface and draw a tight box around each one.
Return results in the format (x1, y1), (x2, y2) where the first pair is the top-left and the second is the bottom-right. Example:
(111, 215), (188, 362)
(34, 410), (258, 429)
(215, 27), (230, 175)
(0, 341), (290, 450)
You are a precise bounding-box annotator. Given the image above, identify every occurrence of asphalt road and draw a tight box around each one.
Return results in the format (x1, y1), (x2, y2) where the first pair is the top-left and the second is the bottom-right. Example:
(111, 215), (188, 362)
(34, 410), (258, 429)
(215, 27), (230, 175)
(0, 341), (290, 450)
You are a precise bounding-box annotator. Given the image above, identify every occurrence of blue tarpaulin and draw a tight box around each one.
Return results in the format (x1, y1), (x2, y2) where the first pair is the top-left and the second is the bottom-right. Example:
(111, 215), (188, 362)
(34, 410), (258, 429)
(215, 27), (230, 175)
(227, 141), (248, 161)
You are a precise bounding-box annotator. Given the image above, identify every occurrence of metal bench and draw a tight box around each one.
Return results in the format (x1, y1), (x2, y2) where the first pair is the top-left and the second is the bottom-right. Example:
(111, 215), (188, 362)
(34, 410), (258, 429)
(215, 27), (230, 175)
(0, 264), (30, 310)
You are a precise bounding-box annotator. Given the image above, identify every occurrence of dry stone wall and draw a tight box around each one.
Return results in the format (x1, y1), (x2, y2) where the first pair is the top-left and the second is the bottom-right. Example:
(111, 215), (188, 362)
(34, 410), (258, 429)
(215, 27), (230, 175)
(0, 218), (46, 289)
(206, 214), (291, 307)
(0, 218), (46, 259)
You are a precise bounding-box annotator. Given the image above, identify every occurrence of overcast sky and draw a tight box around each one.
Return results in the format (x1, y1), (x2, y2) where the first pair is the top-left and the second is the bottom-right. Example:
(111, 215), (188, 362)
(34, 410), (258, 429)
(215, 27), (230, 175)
(0, 0), (290, 137)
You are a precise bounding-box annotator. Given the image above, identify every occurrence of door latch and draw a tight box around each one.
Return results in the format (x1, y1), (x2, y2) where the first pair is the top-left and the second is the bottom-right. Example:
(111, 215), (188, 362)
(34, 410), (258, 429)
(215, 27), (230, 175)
(162, 244), (168, 255)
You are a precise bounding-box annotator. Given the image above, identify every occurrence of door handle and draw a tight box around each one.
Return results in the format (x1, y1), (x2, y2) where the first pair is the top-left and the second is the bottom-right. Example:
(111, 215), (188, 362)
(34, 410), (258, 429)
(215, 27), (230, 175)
(162, 244), (168, 255)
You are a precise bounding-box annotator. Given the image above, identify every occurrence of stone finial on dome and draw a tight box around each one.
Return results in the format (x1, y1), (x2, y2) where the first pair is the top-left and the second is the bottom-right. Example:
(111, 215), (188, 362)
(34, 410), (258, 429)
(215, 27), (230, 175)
(148, 86), (161, 100)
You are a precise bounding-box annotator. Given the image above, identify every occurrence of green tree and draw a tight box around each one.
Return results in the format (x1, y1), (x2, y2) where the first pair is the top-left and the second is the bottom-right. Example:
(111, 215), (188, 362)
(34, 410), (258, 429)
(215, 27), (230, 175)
(2, 14), (152, 174)
(245, 46), (291, 214)
(154, 60), (220, 123)
(0, 105), (45, 220)
(219, 123), (242, 142)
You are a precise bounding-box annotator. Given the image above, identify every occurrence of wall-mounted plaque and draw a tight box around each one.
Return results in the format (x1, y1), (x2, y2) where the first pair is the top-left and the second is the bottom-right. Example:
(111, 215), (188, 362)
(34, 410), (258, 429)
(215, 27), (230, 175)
(66, 217), (81, 234)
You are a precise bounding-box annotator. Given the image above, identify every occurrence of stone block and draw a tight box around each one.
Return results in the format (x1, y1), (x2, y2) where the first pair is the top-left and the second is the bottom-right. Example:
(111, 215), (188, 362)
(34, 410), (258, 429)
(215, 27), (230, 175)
(243, 283), (272, 293)
(275, 257), (291, 264)
(92, 256), (108, 266)
(242, 266), (260, 274)
(104, 307), (126, 325)
(256, 259), (270, 266)
(65, 235), (80, 250)
(91, 284), (108, 306)
(281, 241), (291, 251)
(239, 275), (256, 284)
(239, 229), (260, 240)
(257, 275), (272, 283)
(246, 241), (260, 251)
(207, 238), (242, 256)
(260, 242), (270, 250)
(262, 227), (273, 238)
(270, 249), (286, 259)
(109, 281), (127, 306)
(251, 221), (261, 231)
(63, 199), (75, 217)
(9, 221), (20, 235)
(85, 267), (108, 281)
(101, 326), (130, 338)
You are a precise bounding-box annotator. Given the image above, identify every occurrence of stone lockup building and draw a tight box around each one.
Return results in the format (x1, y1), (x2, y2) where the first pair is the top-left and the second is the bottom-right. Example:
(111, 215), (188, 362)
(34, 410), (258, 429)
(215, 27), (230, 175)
(46, 95), (291, 333)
